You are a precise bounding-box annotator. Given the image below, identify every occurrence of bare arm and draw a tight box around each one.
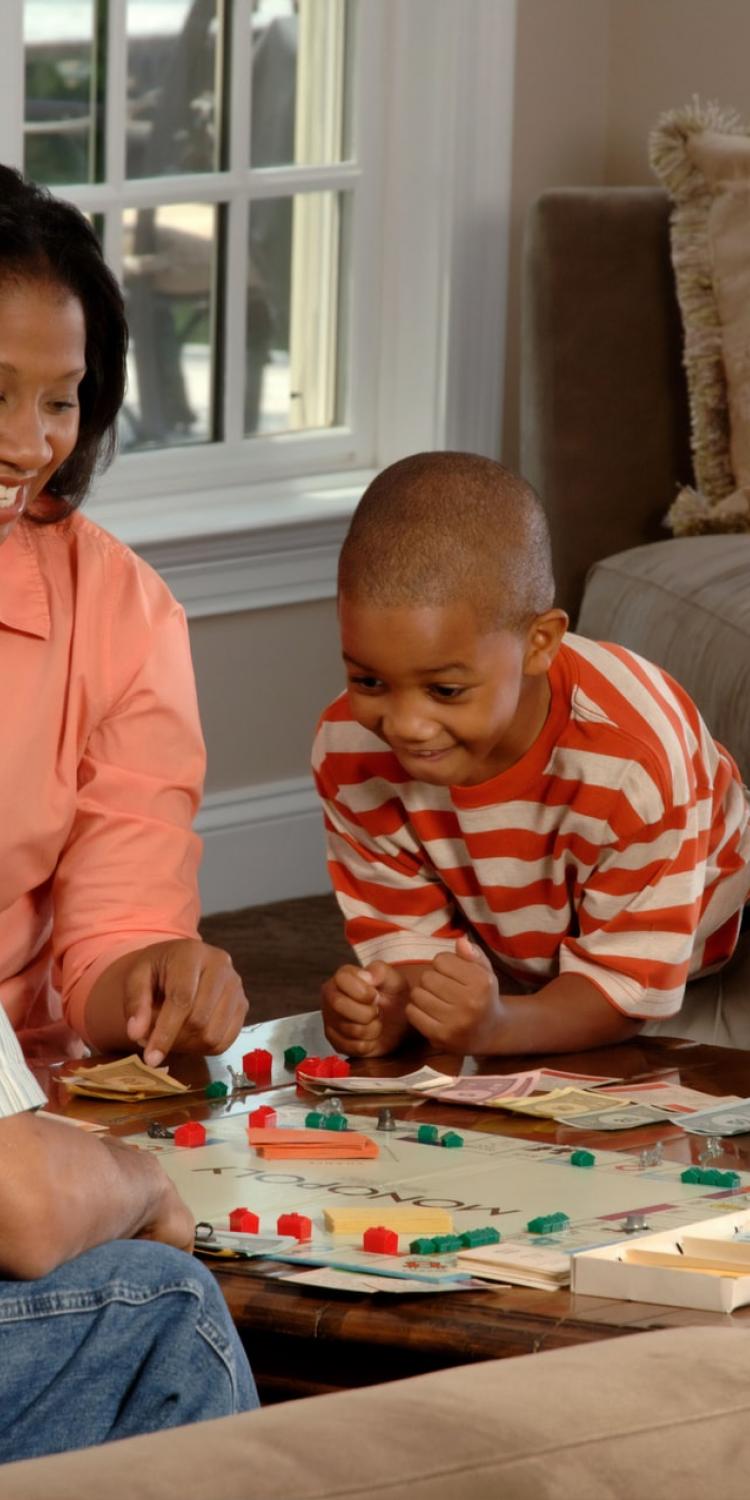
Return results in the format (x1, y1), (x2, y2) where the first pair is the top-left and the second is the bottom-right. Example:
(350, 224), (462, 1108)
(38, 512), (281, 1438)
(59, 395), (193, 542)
(324, 943), (642, 1059)
(0, 1111), (194, 1279)
(414, 972), (641, 1054)
(505, 975), (642, 1051)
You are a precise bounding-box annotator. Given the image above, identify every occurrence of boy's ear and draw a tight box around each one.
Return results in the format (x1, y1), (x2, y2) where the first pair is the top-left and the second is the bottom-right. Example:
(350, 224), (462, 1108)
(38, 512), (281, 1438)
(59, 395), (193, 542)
(522, 608), (568, 676)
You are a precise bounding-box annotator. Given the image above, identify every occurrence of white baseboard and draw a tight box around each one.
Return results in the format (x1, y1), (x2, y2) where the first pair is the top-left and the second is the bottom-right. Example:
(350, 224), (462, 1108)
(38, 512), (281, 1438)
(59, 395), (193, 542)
(195, 777), (330, 915)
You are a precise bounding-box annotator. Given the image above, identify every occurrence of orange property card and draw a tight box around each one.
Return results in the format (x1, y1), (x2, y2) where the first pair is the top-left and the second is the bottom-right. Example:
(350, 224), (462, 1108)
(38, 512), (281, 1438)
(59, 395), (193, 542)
(246, 1127), (379, 1161)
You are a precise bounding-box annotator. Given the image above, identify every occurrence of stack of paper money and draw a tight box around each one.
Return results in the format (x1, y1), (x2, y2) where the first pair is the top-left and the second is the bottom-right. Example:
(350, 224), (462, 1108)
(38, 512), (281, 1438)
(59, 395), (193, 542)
(62, 1055), (188, 1100)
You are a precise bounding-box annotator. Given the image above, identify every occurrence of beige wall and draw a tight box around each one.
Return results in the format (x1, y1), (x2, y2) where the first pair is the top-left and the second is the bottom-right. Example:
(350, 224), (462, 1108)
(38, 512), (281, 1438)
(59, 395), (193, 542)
(501, 0), (610, 467)
(195, 1), (750, 796)
(503, 0), (750, 465)
(605, 0), (750, 184)
(189, 600), (342, 792)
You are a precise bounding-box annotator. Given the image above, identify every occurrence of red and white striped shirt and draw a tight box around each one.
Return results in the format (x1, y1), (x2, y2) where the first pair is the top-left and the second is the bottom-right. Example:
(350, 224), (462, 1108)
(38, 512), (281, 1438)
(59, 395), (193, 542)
(313, 636), (750, 1020)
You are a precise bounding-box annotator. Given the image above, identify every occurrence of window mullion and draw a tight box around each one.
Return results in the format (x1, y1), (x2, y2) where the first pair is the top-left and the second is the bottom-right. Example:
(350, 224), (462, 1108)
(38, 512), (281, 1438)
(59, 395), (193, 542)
(2, 1), (24, 171)
(336, 0), (386, 459)
(101, 0), (127, 278)
(246, 162), (359, 196)
(220, 0), (252, 444)
(222, 197), (249, 444)
(104, 0), (126, 192)
(87, 170), (243, 206)
(228, 0), (252, 172)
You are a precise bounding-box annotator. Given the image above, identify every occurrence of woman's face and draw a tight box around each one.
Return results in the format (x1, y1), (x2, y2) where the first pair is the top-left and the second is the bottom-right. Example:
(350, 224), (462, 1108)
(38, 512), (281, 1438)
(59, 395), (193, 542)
(0, 278), (86, 544)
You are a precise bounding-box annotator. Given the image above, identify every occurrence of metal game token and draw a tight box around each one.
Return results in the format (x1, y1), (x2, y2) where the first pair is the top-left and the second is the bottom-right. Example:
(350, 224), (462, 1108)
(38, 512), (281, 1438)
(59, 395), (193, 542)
(622, 1213), (649, 1234)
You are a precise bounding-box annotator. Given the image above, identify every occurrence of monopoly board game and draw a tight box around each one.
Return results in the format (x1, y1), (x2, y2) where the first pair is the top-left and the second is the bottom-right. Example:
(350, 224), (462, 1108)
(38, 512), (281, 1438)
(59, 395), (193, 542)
(137, 1105), (750, 1275)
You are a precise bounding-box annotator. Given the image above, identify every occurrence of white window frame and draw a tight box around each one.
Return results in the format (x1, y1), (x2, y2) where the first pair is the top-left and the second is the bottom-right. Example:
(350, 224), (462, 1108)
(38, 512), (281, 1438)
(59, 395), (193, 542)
(5, 0), (517, 617)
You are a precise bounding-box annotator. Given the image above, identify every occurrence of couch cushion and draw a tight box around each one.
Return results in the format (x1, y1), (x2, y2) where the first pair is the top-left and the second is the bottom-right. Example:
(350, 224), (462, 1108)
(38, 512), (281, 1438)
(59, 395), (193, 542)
(3, 1326), (750, 1500)
(577, 535), (750, 782)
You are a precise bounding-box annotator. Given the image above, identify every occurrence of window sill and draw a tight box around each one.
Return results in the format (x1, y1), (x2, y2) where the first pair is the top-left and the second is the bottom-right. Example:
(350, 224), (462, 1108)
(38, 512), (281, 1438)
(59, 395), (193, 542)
(88, 469), (374, 617)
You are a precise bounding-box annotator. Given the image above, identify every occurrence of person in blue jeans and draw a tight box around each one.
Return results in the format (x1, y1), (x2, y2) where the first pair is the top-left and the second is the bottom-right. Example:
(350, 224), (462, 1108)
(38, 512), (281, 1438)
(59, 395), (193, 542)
(0, 1006), (257, 1464)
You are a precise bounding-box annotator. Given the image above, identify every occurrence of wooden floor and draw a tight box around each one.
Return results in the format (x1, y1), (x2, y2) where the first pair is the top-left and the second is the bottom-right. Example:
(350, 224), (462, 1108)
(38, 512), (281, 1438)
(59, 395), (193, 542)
(199, 893), (351, 1024)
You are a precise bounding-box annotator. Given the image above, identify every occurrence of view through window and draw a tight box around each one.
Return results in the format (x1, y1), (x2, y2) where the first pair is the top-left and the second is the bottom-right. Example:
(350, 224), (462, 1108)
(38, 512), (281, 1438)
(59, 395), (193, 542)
(23, 0), (356, 460)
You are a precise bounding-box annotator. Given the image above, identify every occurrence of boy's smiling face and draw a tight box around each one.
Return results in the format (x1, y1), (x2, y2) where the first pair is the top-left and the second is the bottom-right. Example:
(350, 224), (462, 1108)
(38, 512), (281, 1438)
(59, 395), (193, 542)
(340, 595), (563, 787)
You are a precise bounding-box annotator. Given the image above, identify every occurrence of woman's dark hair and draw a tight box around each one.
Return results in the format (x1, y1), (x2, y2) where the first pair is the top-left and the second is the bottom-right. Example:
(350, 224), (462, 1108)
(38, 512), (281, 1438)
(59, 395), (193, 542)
(0, 164), (128, 514)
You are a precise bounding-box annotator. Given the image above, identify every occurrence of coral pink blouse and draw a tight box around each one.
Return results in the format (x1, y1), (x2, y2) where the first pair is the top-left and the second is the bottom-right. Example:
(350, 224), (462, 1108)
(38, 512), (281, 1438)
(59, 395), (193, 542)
(0, 510), (205, 1055)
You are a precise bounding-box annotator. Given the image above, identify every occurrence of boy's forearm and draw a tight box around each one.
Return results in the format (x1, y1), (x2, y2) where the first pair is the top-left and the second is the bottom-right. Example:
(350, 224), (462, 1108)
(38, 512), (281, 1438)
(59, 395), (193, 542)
(485, 975), (642, 1055)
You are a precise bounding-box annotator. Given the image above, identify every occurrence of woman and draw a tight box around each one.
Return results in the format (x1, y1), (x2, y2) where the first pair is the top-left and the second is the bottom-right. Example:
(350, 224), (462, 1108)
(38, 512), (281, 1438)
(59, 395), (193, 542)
(0, 165), (247, 1063)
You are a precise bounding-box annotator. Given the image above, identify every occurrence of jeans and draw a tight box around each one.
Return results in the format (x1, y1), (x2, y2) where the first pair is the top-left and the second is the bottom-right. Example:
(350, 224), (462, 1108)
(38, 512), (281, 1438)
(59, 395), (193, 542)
(0, 1239), (258, 1464)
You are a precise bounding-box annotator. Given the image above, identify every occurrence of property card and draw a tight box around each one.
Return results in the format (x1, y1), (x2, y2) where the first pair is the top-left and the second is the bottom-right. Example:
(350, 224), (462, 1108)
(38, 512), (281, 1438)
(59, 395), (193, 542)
(681, 1099), (750, 1136)
(196, 1230), (299, 1259)
(275, 1245), (470, 1284)
(565, 1102), (676, 1131)
(595, 1082), (742, 1115)
(280, 1267), (475, 1296)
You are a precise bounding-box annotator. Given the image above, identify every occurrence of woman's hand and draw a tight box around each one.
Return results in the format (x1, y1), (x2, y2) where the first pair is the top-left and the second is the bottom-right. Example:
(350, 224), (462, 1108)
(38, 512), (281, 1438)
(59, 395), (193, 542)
(87, 939), (248, 1065)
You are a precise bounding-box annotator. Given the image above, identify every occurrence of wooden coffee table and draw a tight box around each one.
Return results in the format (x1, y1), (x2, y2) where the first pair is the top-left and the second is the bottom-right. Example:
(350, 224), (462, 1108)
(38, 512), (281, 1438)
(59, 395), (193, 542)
(41, 1015), (750, 1403)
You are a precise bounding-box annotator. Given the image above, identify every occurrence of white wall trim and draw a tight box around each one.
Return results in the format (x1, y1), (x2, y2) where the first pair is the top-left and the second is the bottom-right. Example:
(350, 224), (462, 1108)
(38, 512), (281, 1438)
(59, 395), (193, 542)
(442, 0), (518, 455)
(196, 776), (329, 913)
(376, 0), (517, 465)
(92, 469), (375, 617)
(138, 511), (350, 617)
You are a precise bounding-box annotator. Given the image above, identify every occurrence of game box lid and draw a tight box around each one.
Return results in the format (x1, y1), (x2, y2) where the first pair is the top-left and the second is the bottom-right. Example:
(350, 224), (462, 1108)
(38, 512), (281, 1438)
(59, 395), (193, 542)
(571, 1208), (750, 1312)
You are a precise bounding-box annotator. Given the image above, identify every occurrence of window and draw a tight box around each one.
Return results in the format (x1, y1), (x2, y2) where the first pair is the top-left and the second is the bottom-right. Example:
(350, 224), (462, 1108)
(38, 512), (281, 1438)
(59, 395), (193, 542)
(6, 1), (516, 610)
(23, 2), (372, 460)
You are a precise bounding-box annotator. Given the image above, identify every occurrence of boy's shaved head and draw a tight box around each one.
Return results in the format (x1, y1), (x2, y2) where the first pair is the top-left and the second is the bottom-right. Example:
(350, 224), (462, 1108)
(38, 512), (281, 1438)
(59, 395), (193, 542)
(338, 452), (555, 631)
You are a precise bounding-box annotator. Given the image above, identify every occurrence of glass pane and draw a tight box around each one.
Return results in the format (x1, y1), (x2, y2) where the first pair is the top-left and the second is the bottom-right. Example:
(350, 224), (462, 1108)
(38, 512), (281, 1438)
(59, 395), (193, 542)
(24, 0), (101, 185)
(126, 0), (223, 179)
(250, 0), (350, 168)
(121, 202), (219, 452)
(246, 190), (344, 437)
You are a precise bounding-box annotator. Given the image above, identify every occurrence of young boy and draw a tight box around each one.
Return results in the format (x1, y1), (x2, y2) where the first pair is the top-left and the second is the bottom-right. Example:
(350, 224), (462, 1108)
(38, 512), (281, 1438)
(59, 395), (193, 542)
(314, 451), (750, 1058)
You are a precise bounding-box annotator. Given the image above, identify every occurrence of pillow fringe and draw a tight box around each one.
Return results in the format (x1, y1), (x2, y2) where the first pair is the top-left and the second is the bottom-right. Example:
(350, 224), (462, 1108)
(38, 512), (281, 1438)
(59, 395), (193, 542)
(649, 96), (743, 198)
(650, 97), (747, 529)
(667, 485), (750, 536)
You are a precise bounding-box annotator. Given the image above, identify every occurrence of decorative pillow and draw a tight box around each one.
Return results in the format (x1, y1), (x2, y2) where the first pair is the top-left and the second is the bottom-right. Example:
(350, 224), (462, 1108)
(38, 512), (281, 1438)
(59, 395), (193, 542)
(650, 99), (750, 535)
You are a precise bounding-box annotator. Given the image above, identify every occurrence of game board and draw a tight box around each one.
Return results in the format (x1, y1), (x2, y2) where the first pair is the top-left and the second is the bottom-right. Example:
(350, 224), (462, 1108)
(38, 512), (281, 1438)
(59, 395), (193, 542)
(137, 1105), (750, 1274)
